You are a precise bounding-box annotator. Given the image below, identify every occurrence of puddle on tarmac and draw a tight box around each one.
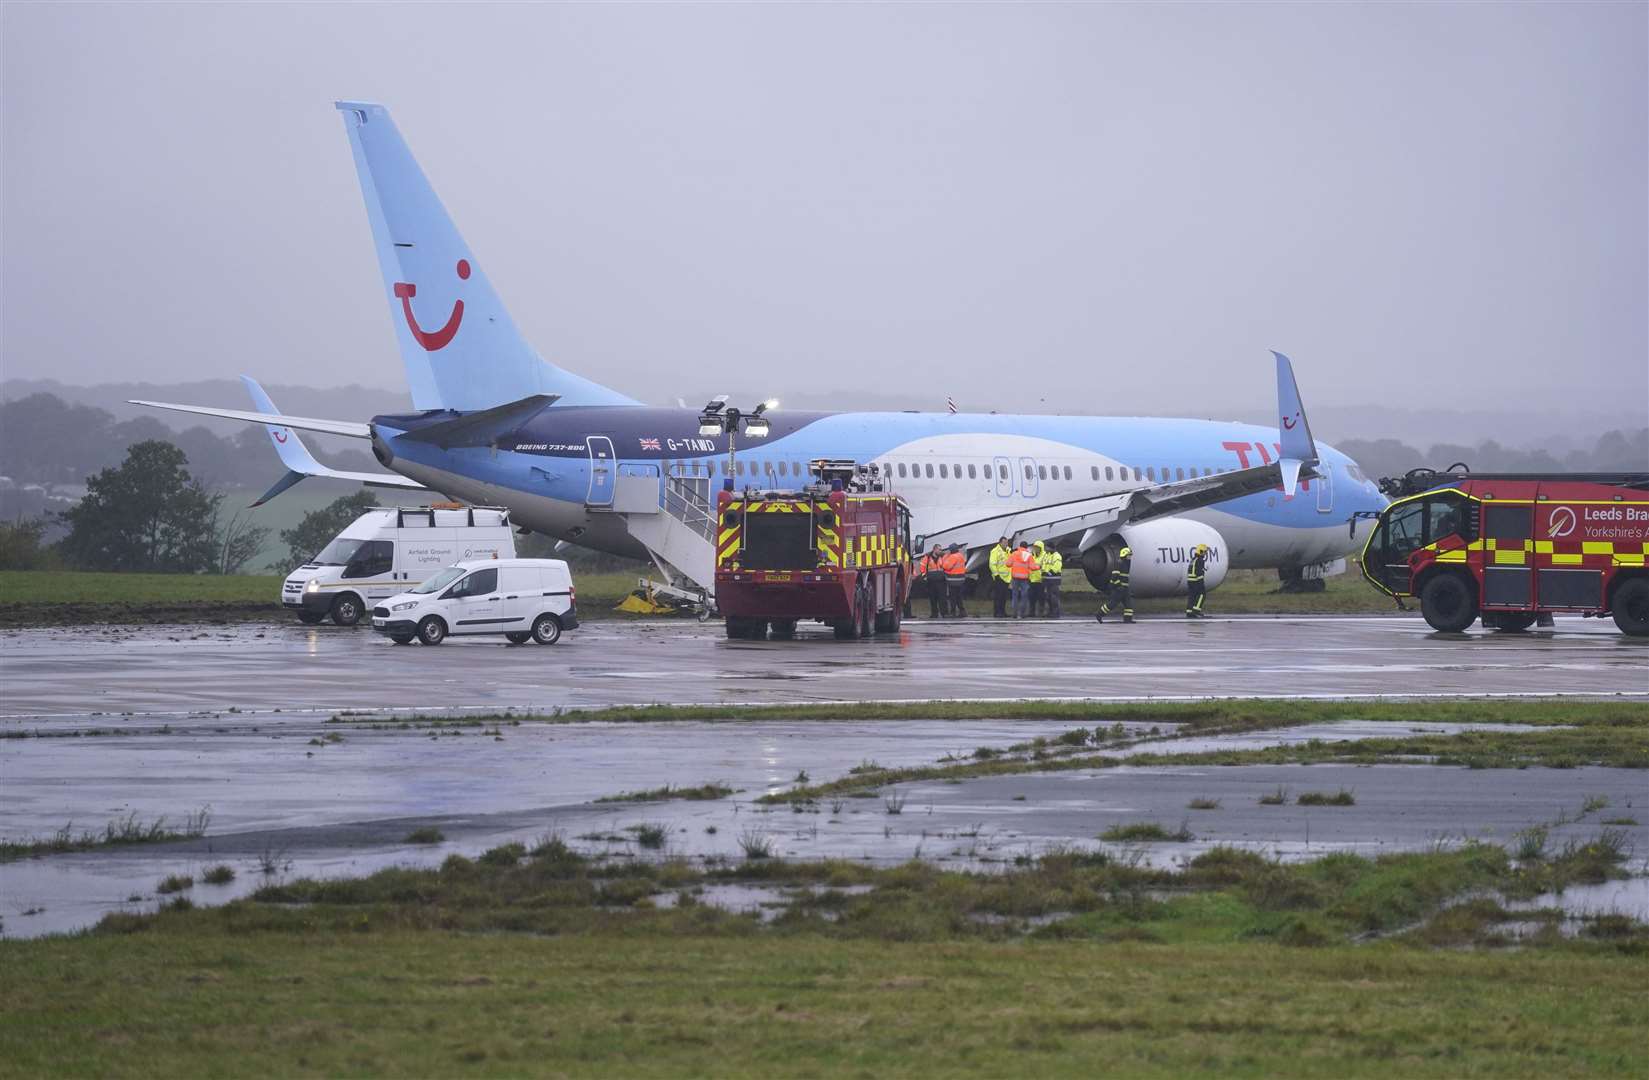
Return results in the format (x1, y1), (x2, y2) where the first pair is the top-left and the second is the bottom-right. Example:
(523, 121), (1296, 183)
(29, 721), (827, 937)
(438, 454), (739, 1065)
(3, 716), (1642, 939)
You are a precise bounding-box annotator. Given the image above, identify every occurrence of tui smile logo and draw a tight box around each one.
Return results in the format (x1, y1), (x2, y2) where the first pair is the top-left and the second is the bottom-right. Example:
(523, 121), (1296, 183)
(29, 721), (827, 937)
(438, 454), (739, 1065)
(394, 259), (470, 351)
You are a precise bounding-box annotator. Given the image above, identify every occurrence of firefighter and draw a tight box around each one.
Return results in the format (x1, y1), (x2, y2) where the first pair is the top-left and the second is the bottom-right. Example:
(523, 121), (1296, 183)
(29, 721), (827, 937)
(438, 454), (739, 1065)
(1029, 540), (1047, 616)
(1042, 544), (1064, 618)
(1009, 540), (1037, 618)
(1095, 545), (1134, 623)
(989, 536), (1012, 618)
(920, 543), (947, 618)
(1186, 543), (1208, 618)
(942, 543), (969, 617)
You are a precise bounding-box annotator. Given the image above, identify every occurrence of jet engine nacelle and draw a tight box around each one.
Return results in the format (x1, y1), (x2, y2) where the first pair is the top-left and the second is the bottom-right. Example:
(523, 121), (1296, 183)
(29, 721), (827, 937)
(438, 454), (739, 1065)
(1080, 519), (1229, 597)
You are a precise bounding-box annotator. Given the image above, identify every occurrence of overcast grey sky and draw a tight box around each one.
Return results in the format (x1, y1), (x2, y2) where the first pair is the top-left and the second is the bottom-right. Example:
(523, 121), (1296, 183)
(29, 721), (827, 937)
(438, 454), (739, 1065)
(3, 2), (1644, 416)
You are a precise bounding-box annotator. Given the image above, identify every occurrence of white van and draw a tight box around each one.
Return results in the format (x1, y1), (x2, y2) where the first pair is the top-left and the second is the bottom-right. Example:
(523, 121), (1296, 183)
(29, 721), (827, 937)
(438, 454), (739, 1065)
(371, 558), (579, 645)
(282, 506), (515, 626)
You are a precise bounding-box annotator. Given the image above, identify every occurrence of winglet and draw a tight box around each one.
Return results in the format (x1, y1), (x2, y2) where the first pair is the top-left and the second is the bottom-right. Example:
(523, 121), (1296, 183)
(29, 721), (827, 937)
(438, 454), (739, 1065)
(241, 376), (327, 476)
(1272, 351), (1318, 496)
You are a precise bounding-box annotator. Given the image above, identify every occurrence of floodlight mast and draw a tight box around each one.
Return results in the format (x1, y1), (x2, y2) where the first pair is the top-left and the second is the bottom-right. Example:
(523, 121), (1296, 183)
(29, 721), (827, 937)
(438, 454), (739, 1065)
(697, 399), (778, 487)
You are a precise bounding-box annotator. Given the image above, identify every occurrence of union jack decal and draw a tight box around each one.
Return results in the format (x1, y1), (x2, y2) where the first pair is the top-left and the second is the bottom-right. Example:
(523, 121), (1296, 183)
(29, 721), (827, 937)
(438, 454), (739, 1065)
(639, 437), (661, 451)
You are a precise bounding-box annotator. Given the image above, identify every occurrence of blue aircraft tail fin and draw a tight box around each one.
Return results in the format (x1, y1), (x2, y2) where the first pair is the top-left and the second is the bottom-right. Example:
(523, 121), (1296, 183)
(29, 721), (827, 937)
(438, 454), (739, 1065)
(334, 101), (638, 412)
(1272, 351), (1319, 497)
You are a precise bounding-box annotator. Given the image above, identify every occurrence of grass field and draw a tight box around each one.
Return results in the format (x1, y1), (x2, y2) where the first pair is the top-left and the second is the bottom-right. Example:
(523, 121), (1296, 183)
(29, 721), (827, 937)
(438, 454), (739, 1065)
(2, 842), (1642, 1076)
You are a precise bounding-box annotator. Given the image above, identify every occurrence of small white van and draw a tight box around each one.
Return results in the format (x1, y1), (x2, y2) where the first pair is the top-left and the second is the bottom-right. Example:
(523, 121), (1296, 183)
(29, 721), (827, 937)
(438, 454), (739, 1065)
(282, 506), (515, 626)
(371, 558), (579, 645)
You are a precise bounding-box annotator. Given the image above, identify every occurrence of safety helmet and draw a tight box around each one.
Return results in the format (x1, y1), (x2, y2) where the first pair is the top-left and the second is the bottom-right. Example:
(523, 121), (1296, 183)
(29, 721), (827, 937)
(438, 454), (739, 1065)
(1196, 543), (1208, 554)
(1118, 546), (1132, 558)
(1033, 540), (1044, 549)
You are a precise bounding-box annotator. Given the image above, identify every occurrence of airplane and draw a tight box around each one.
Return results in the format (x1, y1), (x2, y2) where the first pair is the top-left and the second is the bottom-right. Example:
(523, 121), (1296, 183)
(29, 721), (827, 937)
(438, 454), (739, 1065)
(136, 100), (1389, 607)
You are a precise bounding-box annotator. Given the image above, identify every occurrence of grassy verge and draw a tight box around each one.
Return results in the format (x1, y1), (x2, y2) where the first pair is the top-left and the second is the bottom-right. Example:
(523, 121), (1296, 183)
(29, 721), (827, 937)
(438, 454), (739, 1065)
(743, 700), (1647, 801)
(0, 569), (659, 627)
(0, 810), (212, 863)
(334, 697), (1634, 728)
(1, 842), (1641, 1076)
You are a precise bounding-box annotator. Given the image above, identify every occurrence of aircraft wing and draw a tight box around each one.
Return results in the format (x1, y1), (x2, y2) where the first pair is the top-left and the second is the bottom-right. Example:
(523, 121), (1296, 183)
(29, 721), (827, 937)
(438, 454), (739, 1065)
(932, 351), (1321, 559)
(129, 399), (372, 440)
(237, 377), (425, 506)
(931, 459), (1320, 558)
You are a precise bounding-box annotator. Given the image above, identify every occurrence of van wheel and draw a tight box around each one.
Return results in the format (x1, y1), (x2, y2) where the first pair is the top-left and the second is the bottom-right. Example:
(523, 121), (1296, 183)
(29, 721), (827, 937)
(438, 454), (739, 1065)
(330, 594), (364, 627)
(389, 634), (415, 645)
(1420, 574), (1477, 633)
(1612, 578), (1649, 637)
(505, 632), (533, 645)
(532, 613), (563, 645)
(417, 616), (447, 645)
(297, 611), (326, 625)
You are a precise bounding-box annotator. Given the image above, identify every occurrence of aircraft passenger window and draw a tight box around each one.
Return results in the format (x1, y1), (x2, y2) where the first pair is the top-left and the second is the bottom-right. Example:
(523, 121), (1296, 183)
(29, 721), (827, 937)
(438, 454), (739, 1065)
(953, 463), (962, 478)
(1134, 468), (1143, 481)
(737, 460), (745, 476)
(925, 464), (935, 478)
(1105, 467), (1114, 481)
(1038, 466), (1047, 480)
(1146, 467), (1155, 481)
(1063, 466), (1072, 480)
(1091, 466), (1099, 480)
(999, 464), (1008, 479)
(1024, 464), (1034, 479)
(968, 464), (977, 479)
(1176, 468), (1185, 480)
(939, 464), (949, 479)
(897, 463), (907, 478)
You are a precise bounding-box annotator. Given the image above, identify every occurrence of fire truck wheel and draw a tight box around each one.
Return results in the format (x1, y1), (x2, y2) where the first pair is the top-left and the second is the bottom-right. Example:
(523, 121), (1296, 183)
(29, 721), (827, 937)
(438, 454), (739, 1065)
(858, 578), (875, 638)
(769, 619), (796, 641)
(1420, 573), (1477, 633)
(1612, 577), (1649, 636)
(1482, 612), (1536, 632)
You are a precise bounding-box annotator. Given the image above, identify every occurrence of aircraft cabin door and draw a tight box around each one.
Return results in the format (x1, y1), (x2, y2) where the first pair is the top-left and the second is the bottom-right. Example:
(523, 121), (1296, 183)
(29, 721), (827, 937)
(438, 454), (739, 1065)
(1317, 462), (1333, 513)
(993, 456), (1012, 498)
(586, 436), (616, 506)
(1018, 457), (1039, 499)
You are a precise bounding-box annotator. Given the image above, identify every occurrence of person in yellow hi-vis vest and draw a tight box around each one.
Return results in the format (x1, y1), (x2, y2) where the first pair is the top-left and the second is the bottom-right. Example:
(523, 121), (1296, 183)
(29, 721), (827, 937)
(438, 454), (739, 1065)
(989, 536), (1012, 618)
(1041, 545), (1064, 618)
(1029, 540), (1047, 616)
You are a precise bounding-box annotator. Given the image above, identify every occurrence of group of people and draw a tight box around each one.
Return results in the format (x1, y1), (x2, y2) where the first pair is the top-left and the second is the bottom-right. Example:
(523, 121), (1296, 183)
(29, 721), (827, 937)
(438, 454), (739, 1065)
(985, 537), (1063, 618)
(914, 538), (1211, 623)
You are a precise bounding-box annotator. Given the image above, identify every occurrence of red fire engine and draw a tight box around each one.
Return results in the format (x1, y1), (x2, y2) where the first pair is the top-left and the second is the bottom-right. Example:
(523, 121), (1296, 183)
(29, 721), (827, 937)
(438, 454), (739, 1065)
(1360, 469), (1649, 635)
(715, 460), (913, 640)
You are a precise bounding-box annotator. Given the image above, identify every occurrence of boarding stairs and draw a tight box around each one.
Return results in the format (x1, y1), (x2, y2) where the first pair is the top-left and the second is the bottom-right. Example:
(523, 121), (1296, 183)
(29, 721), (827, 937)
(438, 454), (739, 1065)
(603, 465), (719, 607)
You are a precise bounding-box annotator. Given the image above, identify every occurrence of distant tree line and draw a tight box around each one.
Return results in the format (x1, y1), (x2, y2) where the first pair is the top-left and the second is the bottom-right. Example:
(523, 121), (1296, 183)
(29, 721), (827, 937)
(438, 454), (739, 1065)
(1337, 429), (1647, 485)
(0, 392), (379, 487)
(0, 441), (271, 574)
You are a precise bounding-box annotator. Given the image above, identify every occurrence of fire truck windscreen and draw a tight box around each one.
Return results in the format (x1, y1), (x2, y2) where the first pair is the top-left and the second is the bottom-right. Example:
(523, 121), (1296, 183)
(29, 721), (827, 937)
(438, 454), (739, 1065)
(741, 513), (815, 571)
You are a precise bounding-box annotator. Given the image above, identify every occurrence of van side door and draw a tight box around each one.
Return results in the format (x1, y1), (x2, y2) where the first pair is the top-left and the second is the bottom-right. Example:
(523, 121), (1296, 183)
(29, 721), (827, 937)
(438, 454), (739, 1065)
(341, 539), (397, 600)
(497, 566), (539, 627)
(444, 567), (502, 634)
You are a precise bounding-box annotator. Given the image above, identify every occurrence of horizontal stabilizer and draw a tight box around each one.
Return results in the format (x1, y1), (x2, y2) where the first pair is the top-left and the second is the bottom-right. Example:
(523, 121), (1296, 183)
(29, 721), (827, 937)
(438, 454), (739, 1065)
(130, 399), (372, 439)
(395, 394), (559, 450)
(250, 469), (308, 508)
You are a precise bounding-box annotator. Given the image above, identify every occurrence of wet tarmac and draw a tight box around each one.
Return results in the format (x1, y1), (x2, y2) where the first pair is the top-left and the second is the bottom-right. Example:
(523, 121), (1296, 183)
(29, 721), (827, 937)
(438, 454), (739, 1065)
(2, 614), (1644, 724)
